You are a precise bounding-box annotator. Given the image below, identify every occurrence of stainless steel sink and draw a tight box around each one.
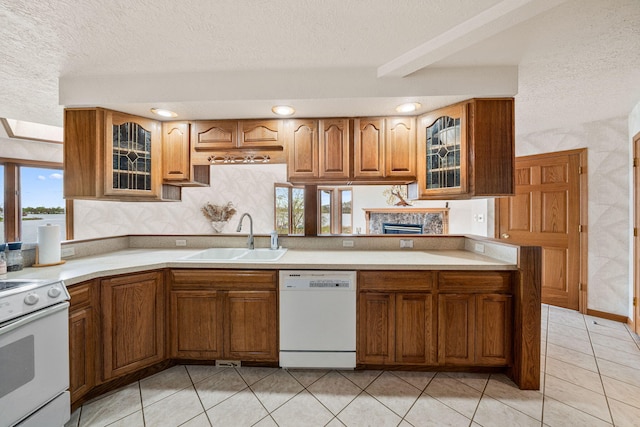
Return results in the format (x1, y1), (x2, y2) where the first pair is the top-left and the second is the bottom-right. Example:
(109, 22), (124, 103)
(180, 248), (287, 262)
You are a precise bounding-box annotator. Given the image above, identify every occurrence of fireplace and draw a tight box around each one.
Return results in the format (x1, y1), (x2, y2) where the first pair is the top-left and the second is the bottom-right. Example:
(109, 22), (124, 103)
(363, 208), (449, 235)
(382, 223), (424, 234)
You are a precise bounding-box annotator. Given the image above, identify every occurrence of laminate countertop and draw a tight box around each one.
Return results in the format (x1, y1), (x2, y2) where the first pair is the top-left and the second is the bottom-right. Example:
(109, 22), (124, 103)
(7, 248), (517, 286)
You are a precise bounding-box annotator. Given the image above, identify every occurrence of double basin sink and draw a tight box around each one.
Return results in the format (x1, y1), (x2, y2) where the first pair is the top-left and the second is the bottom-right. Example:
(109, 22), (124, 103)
(181, 247), (287, 262)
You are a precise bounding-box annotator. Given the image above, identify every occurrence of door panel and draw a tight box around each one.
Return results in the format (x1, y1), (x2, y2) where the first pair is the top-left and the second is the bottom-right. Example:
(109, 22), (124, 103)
(498, 150), (585, 310)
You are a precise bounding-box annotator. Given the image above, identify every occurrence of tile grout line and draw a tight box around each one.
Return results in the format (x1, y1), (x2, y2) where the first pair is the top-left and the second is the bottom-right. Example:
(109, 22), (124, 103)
(395, 371), (437, 426)
(584, 314), (616, 425)
(540, 305), (549, 426)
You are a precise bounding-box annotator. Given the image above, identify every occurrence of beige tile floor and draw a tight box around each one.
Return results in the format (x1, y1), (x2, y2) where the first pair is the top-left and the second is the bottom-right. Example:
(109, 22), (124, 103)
(66, 304), (640, 426)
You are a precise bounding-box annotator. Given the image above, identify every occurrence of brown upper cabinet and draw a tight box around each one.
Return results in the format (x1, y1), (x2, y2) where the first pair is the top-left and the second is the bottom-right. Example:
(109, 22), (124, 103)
(353, 117), (416, 181)
(287, 117), (415, 184)
(192, 119), (284, 150)
(161, 121), (209, 187)
(239, 120), (284, 148)
(286, 118), (350, 182)
(64, 108), (177, 201)
(410, 98), (514, 199)
(192, 120), (238, 150)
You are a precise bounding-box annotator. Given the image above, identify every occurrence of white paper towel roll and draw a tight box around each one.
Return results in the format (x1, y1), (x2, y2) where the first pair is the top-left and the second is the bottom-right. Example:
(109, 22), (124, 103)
(37, 223), (61, 265)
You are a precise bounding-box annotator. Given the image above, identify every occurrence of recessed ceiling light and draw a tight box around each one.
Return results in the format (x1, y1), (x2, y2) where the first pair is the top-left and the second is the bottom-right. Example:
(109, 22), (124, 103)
(150, 108), (178, 118)
(271, 105), (295, 116)
(395, 102), (422, 113)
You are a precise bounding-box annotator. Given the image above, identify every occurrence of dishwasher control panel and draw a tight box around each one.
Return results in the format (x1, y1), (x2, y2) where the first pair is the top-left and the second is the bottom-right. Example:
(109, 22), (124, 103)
(309, 279), (350, 288)
(279, 271), (356, 290)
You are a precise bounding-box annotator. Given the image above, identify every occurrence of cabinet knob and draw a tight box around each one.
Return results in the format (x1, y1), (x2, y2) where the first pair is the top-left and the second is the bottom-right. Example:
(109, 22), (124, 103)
(501, 233), (510, 239)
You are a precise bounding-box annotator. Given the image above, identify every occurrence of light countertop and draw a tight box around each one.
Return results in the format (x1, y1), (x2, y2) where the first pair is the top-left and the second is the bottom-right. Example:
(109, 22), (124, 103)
(8, 248), (517, 286)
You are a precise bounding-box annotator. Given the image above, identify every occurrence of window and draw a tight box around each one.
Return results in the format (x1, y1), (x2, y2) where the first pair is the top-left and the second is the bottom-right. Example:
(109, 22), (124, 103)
(318, 186), (352, 235)
(275, 184), (305, 235)
(0, 162), (66, 243)
(20, 167), (65, 242)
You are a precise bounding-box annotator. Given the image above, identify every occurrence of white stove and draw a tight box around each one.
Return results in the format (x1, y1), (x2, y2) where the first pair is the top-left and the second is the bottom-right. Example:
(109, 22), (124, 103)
(0, 279), (71, 427)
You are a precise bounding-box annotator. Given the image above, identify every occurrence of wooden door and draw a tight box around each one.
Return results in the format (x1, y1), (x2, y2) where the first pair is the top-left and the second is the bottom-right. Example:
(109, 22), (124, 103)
(476, 294), (512, 365)
(170, 290), (224, 359)
(101, 271), (164, 380)
(357, 292), (394, 364)
(354, 118), (385, 178)
(225, 291), (277, 361)
(319, 119), (350, 179)
(438, 294), (475, 364)
(287, 119), (319, 180)
(385, 117), (416, 179)
(395, 293), (434, 364)
(162, 122), (190, 181)
(634, 135), (640, 333)
(497, 149), (586, 311)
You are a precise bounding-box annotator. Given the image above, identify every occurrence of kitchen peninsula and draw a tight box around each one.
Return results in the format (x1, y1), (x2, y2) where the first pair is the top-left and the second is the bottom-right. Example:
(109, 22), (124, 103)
(9, 234), (540, 409)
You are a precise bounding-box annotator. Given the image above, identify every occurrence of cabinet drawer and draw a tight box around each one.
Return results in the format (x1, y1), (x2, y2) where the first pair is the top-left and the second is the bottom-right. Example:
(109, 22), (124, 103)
(68, 281), (94, 310)
(359, 271), (434, 291)
(438, 271), (512, 293)
(170, 269), (277, 290)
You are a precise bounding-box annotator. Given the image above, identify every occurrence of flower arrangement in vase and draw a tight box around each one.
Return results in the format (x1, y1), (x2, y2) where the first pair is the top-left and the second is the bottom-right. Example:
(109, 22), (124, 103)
(201, 201), (237, 233)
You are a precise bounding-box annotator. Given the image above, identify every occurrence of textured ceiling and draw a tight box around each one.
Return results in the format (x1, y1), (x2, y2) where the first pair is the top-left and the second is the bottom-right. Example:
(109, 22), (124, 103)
(0, 0), (639, 136)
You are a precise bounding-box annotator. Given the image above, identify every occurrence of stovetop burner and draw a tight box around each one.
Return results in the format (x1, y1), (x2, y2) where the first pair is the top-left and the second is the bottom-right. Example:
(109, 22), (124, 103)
(0, 279), (45, 292)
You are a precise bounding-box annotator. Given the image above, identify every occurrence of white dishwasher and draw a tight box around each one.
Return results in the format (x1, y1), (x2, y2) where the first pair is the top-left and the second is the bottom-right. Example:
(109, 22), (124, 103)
(279, 270), (357, 369)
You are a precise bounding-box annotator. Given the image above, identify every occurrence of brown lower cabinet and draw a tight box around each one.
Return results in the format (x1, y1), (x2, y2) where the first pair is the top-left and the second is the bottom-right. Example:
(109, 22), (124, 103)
(438, 293), (512, 366)
(357, 271), (436, 365)
(101, 271), (165, 380)
(169, 270), (278, 362)
(68, 280), (97, 404)
(358, 270), (513, 368)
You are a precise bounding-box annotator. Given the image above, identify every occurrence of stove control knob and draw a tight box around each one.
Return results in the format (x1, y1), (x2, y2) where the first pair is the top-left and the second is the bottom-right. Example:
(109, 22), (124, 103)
(47, 287), (62, 298)
(24, 293), (40, 306)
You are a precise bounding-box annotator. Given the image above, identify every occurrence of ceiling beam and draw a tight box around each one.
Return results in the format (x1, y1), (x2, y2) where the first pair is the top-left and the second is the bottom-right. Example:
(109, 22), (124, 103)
(59, 66), (518, 107)
(377, 0), (567, 78)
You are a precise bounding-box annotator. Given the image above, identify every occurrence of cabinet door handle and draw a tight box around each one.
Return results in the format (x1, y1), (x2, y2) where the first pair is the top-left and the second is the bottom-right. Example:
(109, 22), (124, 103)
(501, 233), (510, 239)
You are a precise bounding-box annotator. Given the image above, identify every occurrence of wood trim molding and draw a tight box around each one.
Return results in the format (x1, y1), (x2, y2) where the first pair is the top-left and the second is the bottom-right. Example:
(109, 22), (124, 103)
(586, 309), (629, 324)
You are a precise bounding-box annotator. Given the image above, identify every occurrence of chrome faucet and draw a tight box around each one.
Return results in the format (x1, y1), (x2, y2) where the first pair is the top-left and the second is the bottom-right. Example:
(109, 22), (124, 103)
(236, 213), (254, 249)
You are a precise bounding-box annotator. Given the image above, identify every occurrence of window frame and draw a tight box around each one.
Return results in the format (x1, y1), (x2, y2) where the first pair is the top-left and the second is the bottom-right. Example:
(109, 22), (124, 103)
(274, 183), (305, 236)
(0, 158), (70, 242)
(317, 186), (353, 235)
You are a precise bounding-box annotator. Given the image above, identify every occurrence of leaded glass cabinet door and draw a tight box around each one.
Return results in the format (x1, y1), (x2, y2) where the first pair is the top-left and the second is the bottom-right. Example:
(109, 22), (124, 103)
(416, 103), (467, 198)
(105, 112), (161, 198)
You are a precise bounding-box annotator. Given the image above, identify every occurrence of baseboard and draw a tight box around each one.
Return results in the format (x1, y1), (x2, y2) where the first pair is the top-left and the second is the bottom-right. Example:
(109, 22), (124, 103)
(586, 309), (629, 324)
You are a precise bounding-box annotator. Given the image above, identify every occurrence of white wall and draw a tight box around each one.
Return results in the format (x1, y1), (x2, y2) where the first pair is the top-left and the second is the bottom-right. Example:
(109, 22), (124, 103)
(74, 164), (287, 238)
(517, 115), (630, 316)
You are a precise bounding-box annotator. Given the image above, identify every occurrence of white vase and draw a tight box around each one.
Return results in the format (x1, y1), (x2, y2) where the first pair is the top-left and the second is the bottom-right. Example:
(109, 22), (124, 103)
(211, 221), (227, 233)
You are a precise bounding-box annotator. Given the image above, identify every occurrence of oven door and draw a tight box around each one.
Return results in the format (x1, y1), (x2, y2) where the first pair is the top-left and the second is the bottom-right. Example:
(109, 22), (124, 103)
(0, 302), (69, 427)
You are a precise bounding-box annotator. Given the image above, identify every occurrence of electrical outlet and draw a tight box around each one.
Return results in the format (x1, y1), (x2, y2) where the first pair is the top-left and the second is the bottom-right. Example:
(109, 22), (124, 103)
(400, 239), (414, 249)
(175, 239), (187, 246)
(474, 243), (485, 253)
(61, 247), (75, 257)
(342, 239), (355, 248)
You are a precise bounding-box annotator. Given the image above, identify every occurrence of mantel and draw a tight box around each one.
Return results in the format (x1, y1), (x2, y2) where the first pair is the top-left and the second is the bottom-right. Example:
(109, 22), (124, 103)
(363, 207), (449, 235)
